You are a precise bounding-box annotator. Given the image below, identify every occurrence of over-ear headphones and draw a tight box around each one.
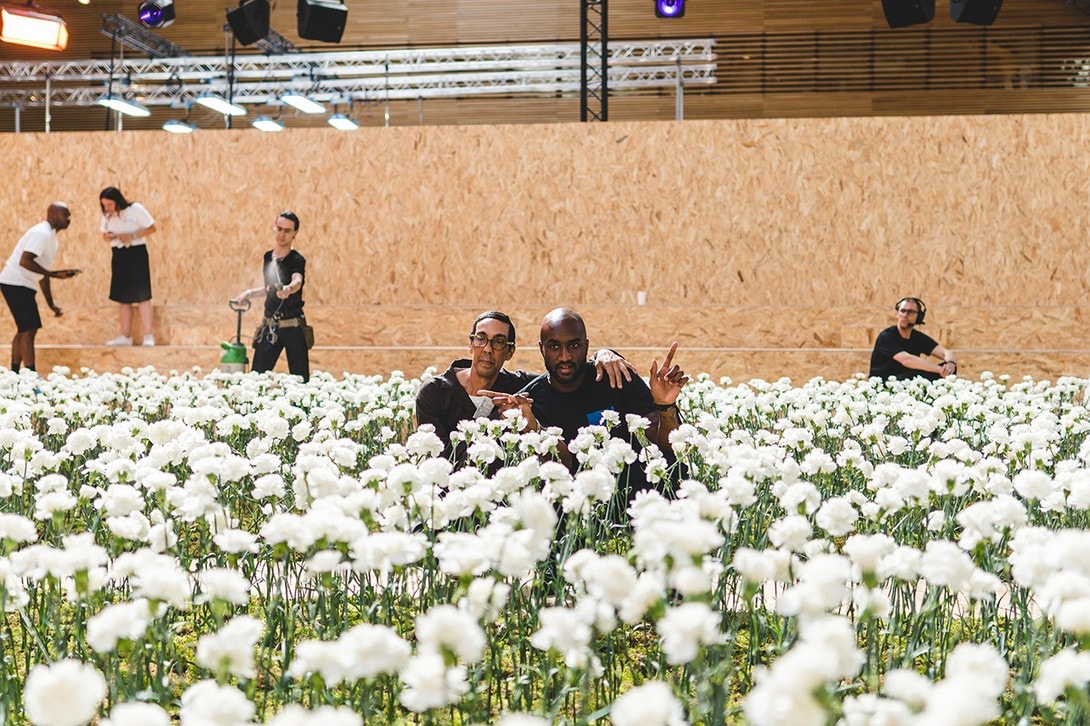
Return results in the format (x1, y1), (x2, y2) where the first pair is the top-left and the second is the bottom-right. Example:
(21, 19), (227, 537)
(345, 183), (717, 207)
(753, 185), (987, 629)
(895, 297), (927, 325)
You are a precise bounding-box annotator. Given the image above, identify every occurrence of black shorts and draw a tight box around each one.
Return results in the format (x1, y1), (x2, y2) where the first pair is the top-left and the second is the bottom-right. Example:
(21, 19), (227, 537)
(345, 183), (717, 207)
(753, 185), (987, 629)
(0, 284), (41, 332)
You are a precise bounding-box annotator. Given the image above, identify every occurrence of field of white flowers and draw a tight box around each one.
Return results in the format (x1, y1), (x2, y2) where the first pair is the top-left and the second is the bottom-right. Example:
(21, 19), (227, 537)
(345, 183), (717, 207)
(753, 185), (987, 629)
(2, 365), (1090, 725)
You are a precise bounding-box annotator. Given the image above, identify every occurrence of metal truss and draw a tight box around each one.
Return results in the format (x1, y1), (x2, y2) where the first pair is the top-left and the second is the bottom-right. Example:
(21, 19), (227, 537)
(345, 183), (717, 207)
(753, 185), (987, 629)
(580, 0), (608, 122)
(100, 13), (193, 59)
(0, 39), (716, 109)
(219, 23), (302, 55)
(254, 28), (300, 55)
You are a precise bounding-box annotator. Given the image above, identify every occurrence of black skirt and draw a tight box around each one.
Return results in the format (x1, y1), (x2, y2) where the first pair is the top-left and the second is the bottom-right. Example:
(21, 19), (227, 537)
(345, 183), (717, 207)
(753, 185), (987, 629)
(109, 245), (152, 303)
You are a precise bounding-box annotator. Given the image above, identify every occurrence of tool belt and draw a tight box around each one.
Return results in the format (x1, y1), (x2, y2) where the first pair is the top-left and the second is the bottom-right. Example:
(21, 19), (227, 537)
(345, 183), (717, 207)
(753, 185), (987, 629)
(256, 316), (313, 349)
(263, 316), (304, 328)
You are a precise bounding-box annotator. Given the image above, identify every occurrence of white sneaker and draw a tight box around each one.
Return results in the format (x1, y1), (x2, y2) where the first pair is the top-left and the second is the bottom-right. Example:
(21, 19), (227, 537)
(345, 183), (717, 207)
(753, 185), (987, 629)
(142, 335), (155, 347)
(106, 335), (133, 346)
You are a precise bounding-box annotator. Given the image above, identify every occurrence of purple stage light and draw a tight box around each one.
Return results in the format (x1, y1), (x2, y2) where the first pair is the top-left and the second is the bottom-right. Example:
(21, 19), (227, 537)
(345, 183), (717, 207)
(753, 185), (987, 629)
(655, 0), (685, 18)
(137, 0), (175, 28)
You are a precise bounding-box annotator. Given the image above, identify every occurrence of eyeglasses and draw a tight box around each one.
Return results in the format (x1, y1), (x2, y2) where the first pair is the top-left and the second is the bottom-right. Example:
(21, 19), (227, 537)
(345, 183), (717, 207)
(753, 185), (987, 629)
(896, 308), (919, 315)
(542, 339), (585, 353)
(273, 226), (295, 234)
(470, 334), (513, 351)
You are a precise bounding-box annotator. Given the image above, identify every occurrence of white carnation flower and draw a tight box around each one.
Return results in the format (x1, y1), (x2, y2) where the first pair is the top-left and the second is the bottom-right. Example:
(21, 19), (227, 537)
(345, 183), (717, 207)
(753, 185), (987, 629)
(814, 496), (858, 537)
(767, 515), (812, 552)
(656, 602), (722, 665)
(179, 680), (255, 725)
(610, 681), (687, 726)
(86, 598), (153, 653)
(1035, 649), (1090, 704)
(496, 715), (551, 726)
(24, 659), (107, 726)
(530, 605), (596, 669)
(101, 702), (171, 726)
(398, 653), (469, 713)
(415, 604), (486, 664)
(212, 529), (260, 555)
(195, 615), (263, 679)
(0, 512), (37, 543)
(267, 704), (363, 726)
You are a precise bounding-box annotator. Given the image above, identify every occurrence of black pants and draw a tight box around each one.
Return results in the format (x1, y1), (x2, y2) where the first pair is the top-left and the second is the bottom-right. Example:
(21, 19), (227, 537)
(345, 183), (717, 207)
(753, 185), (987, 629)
(252, 325), (310, 382)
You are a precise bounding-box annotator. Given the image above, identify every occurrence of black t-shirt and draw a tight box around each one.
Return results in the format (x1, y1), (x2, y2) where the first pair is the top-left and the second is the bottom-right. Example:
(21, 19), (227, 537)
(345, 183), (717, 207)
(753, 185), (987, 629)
(262, 249), (305, 319)
(869, 325), (940, 380)
(521, 362), (658, 442)
(415, 360), (537, 459)
(520, 362), (665, 495)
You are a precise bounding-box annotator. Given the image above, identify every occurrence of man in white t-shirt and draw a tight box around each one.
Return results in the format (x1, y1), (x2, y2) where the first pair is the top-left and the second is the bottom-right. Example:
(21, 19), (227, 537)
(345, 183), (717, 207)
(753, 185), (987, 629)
(0, 202), (80, 372)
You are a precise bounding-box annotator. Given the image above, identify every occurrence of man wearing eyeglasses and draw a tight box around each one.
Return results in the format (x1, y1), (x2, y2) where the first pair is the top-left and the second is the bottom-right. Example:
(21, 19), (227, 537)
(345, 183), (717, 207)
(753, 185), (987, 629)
(232, 211), (309, 381)
(869, 296), (957, 381)
(507, 308), (688, 495)
(415, 310), (634, 460)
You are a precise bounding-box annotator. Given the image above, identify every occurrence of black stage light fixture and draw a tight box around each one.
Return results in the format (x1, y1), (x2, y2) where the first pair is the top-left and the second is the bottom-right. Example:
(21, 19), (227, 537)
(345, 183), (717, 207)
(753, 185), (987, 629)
(881, 0), (935, 28)
(297, 0), (346, 43)
(655, 0), (685, 18)
(950, 0), (1004, 25)
(226, 0), (270, 45)
(137, 0), (174, 28)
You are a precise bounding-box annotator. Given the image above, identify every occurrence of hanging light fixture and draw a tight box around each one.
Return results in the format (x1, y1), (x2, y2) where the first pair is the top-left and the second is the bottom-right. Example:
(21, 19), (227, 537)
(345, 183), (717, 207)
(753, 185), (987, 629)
(136, 0), (175, 28)
(327, 113), (358, 131)
(226, 0), (270, 45)
(162, 119), (196, 133)
(195, 92), (247, 116)
(654, 0), (685, 18)
(252, 116), (284, 131)
(280, 92), (325, 114)
(96, 94), (152, 117)
(0, 2), (68, 51)
(881, 0), (936, 28)
(949, 0), (1004, 25)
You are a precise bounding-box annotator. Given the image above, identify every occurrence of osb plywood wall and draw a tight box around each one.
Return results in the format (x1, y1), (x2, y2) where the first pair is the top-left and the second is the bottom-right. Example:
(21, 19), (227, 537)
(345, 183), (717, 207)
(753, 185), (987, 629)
(0, 113), (1086, 312)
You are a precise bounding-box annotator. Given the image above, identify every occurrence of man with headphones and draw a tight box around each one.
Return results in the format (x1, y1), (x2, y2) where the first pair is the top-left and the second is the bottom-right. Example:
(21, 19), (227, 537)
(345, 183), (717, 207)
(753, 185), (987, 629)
(869, 297), (958, 381)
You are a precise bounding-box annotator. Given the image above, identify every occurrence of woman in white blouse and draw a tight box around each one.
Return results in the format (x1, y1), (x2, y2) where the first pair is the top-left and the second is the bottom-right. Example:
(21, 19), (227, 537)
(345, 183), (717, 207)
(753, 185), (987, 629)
(99, 187), (157, 346)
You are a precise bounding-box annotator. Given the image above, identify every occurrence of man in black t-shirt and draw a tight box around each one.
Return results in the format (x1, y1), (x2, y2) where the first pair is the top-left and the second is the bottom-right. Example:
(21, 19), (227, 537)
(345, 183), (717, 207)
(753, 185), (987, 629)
(869, 296), (957, 381)
(495, 308), (688, 495)
(232, 211), (309, 381)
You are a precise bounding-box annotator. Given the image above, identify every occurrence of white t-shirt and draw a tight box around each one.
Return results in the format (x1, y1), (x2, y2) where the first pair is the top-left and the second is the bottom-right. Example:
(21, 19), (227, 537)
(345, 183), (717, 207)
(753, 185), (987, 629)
(0, 221), (59, 290)
(101, 202), (155, 249)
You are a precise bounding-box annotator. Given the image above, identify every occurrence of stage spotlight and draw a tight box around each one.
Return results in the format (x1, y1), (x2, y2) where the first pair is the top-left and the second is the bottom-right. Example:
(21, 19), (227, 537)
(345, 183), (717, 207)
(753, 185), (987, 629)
(654, 0), (684, 18)
(297, 0), (346, 43)
(881, 0), (935, 28)
(950, 0), (1003, 25)
(0, 3), (68, 51)
(137, 0), (174, 29)
(226, 0), (269, 45)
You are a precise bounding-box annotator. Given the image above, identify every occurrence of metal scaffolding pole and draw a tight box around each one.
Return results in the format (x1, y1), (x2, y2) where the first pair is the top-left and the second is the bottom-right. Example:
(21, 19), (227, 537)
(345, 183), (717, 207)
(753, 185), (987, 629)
(580, 0), (608, 121)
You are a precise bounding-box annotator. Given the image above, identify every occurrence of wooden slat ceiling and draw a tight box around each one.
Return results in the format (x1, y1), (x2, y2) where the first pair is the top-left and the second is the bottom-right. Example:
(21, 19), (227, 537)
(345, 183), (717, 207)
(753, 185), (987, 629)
(1, 0), (1089, 132)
